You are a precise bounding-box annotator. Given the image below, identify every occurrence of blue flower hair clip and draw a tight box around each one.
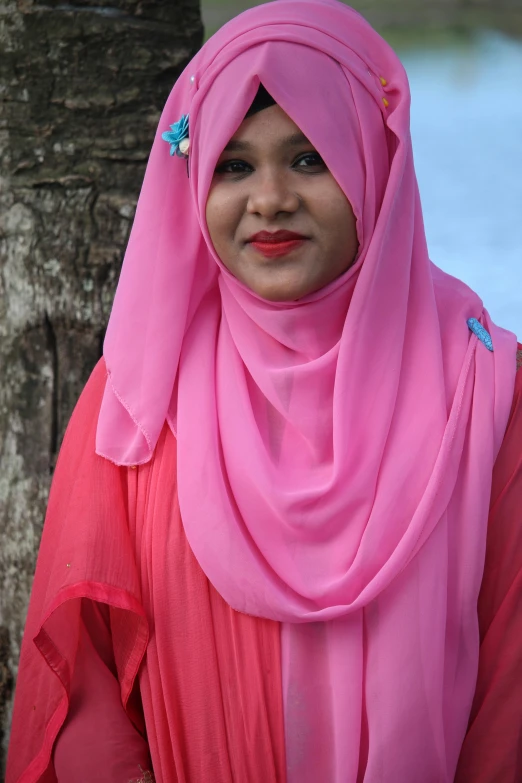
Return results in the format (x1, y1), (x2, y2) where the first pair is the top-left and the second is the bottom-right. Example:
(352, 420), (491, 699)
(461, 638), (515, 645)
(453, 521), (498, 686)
(161, 114), (190, 158)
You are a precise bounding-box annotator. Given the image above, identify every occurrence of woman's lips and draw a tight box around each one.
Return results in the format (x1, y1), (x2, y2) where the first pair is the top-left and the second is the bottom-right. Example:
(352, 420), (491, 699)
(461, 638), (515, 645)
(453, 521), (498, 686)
(247, 231), (308, 259)
(249, 239), (307, 258)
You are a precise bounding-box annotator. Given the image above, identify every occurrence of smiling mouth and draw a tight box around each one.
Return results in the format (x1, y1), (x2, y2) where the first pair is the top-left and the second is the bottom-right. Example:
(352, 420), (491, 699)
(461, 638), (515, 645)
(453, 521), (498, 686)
(247, 230), (308, 259)
(249, 238), (307, 258)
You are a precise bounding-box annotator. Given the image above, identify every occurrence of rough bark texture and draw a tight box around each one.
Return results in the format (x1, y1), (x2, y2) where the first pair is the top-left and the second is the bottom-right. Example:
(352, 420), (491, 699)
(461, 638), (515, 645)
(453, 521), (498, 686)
(0, 0), (202, 771)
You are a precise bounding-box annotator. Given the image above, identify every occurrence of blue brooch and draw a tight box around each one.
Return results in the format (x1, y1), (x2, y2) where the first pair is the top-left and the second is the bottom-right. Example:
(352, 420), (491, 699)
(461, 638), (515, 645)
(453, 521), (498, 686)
(467, 317), (493, 352)
(161, 114), (190, 158)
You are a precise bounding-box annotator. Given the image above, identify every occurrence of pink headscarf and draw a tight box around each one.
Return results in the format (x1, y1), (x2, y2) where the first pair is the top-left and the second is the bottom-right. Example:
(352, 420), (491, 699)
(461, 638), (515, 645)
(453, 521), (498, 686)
(97, 1), (517, 779)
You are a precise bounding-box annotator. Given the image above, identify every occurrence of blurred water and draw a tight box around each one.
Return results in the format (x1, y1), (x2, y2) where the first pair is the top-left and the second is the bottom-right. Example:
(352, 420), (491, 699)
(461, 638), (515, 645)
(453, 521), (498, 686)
(404, 32), (522, 338)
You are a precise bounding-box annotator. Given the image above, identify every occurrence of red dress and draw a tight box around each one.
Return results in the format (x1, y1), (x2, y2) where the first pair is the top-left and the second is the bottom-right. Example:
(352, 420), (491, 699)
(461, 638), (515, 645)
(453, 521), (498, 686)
(6, 349), (522, 782)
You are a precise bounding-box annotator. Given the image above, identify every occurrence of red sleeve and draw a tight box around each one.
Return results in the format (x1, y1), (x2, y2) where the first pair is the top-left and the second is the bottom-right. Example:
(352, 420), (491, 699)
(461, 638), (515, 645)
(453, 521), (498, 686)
(53, 600), (152, 781)
(6, 360), (149, 783)
(456, 346), (522, 782)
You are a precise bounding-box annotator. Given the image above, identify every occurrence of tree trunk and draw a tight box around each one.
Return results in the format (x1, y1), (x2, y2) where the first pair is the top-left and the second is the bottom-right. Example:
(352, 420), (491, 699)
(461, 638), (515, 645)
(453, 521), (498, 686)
(0, 0), (202, 770)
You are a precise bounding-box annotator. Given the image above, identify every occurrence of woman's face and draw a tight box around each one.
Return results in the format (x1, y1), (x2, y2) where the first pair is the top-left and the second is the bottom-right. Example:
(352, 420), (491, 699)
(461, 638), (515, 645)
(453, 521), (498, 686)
(206, 103), (359, 302)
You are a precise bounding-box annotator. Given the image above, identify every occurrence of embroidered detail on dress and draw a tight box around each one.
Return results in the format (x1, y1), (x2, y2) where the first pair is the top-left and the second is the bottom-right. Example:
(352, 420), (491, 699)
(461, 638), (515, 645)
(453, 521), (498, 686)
(516, 348), (522, 371)
(128, 768), (155, 783)
(467, 317), (494, 352)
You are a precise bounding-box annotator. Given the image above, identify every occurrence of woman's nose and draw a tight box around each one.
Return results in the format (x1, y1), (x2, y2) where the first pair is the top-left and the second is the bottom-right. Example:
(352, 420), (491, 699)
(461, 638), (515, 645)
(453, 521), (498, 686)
(246, 170), (300, 218)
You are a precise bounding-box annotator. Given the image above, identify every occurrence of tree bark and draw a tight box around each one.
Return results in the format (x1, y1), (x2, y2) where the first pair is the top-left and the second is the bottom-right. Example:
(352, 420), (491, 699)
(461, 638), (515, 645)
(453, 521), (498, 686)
(0, 0), (202, 770)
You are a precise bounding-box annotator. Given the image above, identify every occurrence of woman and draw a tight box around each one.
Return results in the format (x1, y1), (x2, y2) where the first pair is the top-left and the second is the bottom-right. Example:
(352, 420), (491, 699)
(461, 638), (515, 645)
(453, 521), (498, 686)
(6, 0), (522, 781)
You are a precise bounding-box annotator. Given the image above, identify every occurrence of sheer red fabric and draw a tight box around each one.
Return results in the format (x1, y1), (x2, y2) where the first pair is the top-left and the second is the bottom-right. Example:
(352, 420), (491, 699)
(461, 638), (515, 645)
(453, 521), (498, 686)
(52, 601), (151, 780)
(6, 360), (285, 783)
(129, 420), (286, 782)
(7, 350), (522, 782)
(6, 361), (149, 783)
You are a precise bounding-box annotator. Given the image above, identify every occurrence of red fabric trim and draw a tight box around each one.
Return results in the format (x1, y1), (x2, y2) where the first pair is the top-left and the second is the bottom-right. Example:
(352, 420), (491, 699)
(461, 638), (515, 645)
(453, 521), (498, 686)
(35, 582), (148, 706)
(18, 698), (68, 783)
(16, 583), (149, 783)
(52, 601), (151, 781)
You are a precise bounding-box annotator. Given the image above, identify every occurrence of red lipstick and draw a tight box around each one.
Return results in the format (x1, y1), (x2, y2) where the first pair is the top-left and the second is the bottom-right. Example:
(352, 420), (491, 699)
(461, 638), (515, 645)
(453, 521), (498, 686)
(247, 230), (308, 259)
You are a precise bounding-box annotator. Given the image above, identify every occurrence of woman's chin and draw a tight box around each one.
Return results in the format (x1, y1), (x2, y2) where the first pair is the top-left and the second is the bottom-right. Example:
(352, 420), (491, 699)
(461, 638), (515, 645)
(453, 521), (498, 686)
(244, 280), (318, 302)
(235, 267), (324, 302)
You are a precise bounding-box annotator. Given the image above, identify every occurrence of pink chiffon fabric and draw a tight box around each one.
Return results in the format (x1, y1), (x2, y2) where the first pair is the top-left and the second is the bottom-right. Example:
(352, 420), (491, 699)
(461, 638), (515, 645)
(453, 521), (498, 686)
(96, 1), (517, 780)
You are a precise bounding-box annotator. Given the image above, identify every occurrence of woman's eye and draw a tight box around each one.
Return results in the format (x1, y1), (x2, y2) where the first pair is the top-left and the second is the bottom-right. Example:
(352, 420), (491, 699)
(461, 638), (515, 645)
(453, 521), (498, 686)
(293, 152), (326, 171)
(214, 159), (253, 176)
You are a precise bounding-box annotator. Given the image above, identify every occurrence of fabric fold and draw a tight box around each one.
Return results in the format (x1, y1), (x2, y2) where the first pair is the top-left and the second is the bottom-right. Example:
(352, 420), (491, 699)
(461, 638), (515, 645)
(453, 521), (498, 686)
(52, 601), (152, 781)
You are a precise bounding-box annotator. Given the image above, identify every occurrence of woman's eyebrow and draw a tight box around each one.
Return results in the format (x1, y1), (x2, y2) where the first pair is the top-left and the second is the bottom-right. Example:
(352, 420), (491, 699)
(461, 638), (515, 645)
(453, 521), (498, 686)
(223, 132), (311, 152)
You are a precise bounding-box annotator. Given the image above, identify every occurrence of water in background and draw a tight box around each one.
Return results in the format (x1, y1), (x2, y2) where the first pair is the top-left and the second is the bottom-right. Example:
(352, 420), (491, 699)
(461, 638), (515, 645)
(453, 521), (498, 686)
(404, 31), (522, 338)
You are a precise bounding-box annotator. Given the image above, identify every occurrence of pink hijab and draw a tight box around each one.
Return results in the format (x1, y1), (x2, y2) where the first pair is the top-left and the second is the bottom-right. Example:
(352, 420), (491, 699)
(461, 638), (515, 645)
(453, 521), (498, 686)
(97, 0), (517, 779)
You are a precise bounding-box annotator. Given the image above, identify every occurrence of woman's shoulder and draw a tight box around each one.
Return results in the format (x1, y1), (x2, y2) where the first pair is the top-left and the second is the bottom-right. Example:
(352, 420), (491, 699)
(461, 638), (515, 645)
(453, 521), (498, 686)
(50, 357), (127, 506)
